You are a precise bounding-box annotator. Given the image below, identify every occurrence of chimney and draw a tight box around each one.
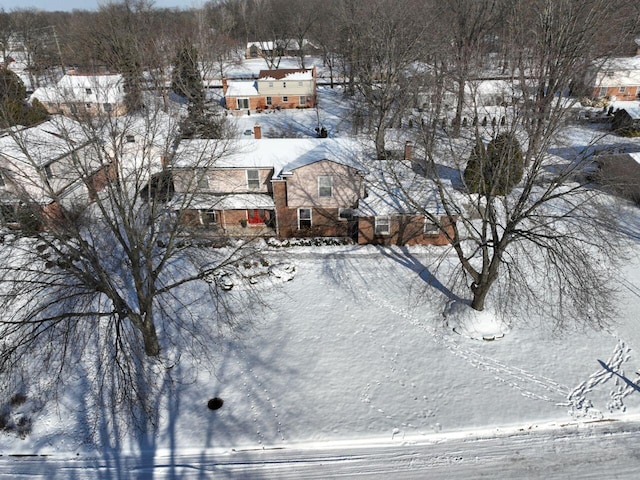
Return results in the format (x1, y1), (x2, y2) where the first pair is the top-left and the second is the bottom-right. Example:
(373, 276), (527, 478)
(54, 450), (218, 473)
(254, 124), (262, 139)
(222, 78), (228, 95)
(404, 141), (413, 161)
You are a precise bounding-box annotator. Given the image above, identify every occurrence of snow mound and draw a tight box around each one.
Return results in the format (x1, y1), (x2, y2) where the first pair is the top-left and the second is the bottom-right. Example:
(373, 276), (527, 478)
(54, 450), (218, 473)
(444, 302), (510, 341)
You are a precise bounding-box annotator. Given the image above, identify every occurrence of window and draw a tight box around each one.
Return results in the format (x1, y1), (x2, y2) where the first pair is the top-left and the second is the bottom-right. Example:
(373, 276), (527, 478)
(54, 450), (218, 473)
(0, 171), (5, 187)
(374, 216), (390, 235)
(238, 98), (249, 109)
(266, 96), (272, 106)
(201, 209), (218, 225)
(85, 103), (92, 109)
(619, 86), (627, 93)
(282, 96), (288, 102)
(298, 208), (312, 229)
(44, 165), (53, 179)
(318, 175), (333, 198)
(607, 71), (615, 77)
(0, 204), (17, 223)
(299, 96), (307, 106)
(424, 219), (439, 234)
(197, 173), (210, 190)
(85, 88), (92, 94)
(104, 103), (112, 112)
(268, 82), (274, 87)
(247, 169), (260, 189)
(599, 86), (607, 97)
(126, 135), (135, 143)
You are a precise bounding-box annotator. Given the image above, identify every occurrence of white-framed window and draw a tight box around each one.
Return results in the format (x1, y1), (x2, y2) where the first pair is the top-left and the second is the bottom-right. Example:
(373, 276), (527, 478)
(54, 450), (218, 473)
(204, 209), (218, 225)
(85, 88), (92, 94)
(126, 135), (135, 143)
(44, 164), (53, 179)
(238, 98), (249, 109)
(599, 86), (607, 97)
(266, 96), (272, 106)
(607, 71), (615, 77)
(318, 175), (333, 198)
(197, 173), (210, 190)
(374, 215), (390, 235)
(104, 103), (112, 112)
(298, 208), (312, 229)
(282, 96), (288, 102)
(247, 169), (260, 189)
(424, 218), (439, 234)
(85, 103), (92, 109)
(619, 86), (627, 93)
(299, 96), (307, 105)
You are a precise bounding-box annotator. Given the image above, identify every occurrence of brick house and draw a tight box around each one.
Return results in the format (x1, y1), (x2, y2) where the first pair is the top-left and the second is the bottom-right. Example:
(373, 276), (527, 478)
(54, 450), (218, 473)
(170, 131), (362, 239)
(223, 68), (317, 111)
(169, 133), (454, 246)
(583, 39), (640, 101)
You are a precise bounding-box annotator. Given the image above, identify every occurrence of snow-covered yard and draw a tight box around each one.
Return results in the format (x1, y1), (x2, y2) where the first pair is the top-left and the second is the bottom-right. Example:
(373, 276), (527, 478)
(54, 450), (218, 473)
(2, 243), (640, 478)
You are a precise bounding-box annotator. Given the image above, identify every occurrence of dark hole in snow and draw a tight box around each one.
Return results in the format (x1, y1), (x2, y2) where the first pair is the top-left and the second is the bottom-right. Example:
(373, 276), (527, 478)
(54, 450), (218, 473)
(208, 397), (224, 410)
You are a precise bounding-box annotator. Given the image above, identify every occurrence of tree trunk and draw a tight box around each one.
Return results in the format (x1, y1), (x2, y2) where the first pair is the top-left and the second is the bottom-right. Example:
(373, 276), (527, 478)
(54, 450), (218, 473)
(130, 312), (161, 356)
(470, 281), (491, 311)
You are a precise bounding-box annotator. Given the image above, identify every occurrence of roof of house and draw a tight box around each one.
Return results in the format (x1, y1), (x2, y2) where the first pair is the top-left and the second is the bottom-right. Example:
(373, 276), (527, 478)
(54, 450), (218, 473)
(170, 193), (275, 210)
(31, 73), (125, 105)
(0, 117), (89, 167)
(225, 80), (259, 97)
(258, 69), (314, 81)
(172, 138), (365, 179)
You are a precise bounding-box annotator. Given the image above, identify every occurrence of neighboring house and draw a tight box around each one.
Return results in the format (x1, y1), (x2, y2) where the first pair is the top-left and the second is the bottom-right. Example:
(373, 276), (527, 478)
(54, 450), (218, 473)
(417, 79), (523, 111)
(612, 107), (640, 133)
(168, 132), (453, 246)
(30, 73), (127, 117)
(245, 39), (320, 59)
(223, 68), (317, 111)
(0, 117), (106, 227)
(583, 39), (640, 101)
(590, 152), (640, 203)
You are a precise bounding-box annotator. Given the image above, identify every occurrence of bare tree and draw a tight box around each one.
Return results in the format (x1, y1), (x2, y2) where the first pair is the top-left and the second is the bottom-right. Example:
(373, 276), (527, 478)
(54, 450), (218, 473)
(369, 0), (638, 326)
(0, 84), (255, 435)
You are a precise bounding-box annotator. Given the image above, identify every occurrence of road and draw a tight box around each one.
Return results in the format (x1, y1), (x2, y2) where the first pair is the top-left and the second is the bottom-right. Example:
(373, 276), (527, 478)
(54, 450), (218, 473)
(2, 419), (640, 479)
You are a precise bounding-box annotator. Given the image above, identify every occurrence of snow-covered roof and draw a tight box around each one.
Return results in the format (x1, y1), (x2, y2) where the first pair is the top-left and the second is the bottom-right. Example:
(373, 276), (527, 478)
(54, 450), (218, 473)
(0, 117), (90, 167)
(225, 80), (259, 97)
(357, 161), (446, 216)
(588, 56), (640, 87)
(630, 152), (640, 165)
(247, 41), (275, 50)
(172, 138), (365, 179)
(258, 69), (314, 81)
(621, 107), (640, 119)
(31, 74), (125, 105)
(170, 193), (275, 210)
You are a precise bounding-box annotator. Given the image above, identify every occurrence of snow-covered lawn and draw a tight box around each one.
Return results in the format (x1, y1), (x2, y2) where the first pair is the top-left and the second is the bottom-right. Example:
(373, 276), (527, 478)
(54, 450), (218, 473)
(2, 244), (640, 477)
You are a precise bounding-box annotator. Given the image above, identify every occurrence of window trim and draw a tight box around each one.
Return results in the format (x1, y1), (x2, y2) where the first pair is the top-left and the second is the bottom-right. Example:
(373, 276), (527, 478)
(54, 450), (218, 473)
(423, 218), (439, 234)
(599, 86), (607, 97)
(44, 164), (53, 179)
(238, 98), (250, 109)
(247, 169), (260, 189)
(338, 208), (354, 221)
(318, 175), (333, 198)
(299, 95), (307, 105)
(619, 86), (627, 93)
(374, 215), (390, 235)
(282, 95), (288, 102)
(298, 208), (312, 229)
(266, 96), (272, 106)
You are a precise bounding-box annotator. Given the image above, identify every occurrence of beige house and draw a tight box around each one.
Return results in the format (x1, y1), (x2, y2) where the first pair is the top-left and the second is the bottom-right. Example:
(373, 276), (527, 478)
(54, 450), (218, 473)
(30, 73), (127, 117)
(223, 68), (317, 111)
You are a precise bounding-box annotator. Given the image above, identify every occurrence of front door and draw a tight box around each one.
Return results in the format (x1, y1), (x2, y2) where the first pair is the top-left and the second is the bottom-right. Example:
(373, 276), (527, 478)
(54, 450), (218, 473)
(247, 209), (263, 224)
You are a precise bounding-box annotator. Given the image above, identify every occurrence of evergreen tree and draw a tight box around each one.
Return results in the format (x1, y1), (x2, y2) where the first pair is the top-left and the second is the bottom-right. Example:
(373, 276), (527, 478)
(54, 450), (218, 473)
(464, 132), (524, 196)
(0, 67), (48, 127)
(171, 44), (205, 114)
